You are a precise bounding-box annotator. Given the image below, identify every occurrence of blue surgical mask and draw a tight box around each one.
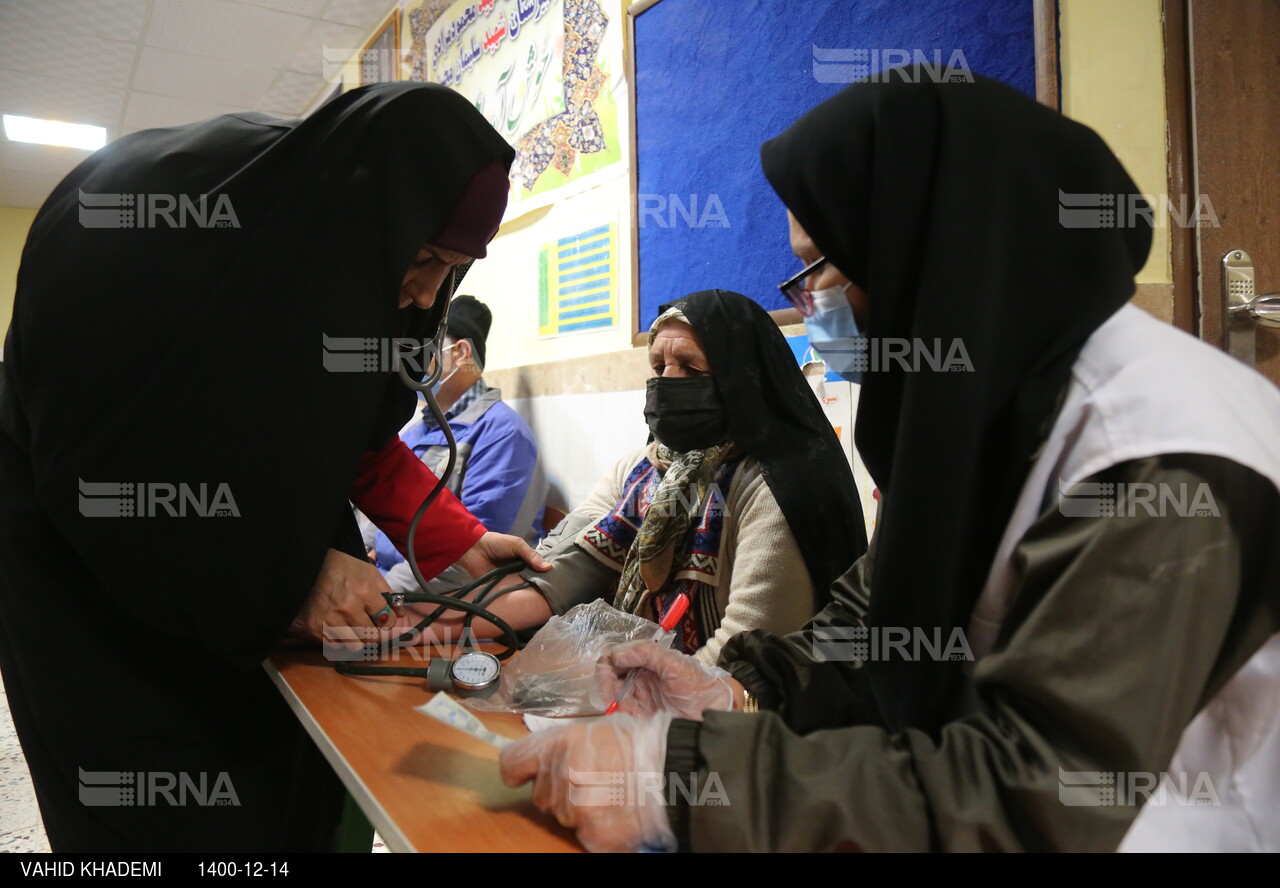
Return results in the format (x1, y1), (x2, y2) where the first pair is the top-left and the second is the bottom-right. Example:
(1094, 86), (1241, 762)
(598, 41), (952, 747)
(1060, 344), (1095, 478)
(429, 343), (458, 396)
(803, 284), (865, 384)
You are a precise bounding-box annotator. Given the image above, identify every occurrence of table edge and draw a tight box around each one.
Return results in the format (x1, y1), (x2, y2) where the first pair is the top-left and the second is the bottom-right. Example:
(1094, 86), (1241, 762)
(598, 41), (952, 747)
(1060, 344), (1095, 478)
(262, 657), (417, 854)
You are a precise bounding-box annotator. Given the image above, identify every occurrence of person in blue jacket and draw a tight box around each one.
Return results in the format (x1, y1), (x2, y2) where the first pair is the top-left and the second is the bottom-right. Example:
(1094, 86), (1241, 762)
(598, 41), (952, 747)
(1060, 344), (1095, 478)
(365, 295), (548, 594)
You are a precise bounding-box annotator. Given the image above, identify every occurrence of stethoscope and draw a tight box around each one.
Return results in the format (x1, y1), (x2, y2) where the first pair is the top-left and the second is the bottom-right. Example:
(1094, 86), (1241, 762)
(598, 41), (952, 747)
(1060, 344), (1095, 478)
(334, 266), (526, 696)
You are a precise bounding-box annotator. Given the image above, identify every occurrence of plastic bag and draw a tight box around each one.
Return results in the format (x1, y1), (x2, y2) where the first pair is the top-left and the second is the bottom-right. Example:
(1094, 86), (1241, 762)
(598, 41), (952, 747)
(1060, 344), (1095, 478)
(464, 599), (668, 716)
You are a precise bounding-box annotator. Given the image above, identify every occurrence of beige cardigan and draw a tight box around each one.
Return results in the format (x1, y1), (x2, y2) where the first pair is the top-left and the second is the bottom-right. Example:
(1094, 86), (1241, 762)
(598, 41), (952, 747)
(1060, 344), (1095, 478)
(532, 445), (815, 666)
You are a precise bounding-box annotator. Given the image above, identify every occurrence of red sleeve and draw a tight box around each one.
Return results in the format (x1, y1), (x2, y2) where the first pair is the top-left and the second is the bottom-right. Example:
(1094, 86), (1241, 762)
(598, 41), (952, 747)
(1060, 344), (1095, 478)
(349, 437), (486, 581)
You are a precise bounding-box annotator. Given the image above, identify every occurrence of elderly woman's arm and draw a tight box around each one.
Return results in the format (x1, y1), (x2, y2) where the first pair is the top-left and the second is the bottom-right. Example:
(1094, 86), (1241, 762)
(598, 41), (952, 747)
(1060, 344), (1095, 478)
(397, 449), (643, 640)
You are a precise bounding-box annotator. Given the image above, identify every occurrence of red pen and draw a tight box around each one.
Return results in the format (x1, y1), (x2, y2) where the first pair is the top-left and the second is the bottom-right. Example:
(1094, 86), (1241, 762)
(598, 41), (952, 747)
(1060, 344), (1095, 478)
(604, 592), (690, 716)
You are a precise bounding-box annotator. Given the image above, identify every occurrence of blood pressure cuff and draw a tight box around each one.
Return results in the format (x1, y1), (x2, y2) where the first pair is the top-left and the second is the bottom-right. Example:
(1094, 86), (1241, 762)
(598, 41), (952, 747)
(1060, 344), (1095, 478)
(523, 508), (618, 615)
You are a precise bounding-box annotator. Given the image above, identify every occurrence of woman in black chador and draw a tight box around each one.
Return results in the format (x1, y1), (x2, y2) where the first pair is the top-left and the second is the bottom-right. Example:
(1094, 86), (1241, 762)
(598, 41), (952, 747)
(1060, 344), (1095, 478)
(0, 83), (544, 851)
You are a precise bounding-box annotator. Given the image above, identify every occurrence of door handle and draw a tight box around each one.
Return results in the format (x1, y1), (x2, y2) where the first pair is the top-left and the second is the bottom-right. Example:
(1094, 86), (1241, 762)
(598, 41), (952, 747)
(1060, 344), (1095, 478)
(1223, 249), (1279, 365)
(1231, 292), (1280, 328)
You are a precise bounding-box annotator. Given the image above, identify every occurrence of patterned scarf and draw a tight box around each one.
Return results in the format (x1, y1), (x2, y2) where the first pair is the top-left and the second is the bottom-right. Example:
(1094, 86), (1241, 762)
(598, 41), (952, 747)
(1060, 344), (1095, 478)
(612, 441), (735, 614)
(576, 442), (745, 651)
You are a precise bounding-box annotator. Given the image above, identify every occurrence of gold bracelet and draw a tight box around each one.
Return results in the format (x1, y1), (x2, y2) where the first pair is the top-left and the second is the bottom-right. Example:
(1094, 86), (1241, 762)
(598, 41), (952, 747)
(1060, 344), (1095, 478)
(741, 687), (759, 714)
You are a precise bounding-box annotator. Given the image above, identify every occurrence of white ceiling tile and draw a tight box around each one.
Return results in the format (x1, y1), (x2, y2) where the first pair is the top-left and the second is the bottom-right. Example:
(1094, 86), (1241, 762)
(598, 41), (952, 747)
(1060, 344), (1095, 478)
(0, 70), (126, 130)
(322, 0), (399, 30)
(243, 0), (332, 16)
(286, 19), (367, 77)
(0, 0), (150, 44)
(122, 91), (245, 131)
(0, 0), (424, 211)
(145, 0), (312, 69)
(0, 25), (138, 90)
(258, 71), (326, 117)
(132, 46), (277, 107)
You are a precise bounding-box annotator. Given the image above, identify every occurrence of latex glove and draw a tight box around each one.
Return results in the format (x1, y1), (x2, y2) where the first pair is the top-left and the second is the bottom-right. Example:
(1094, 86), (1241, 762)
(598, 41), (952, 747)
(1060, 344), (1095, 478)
(596, 641), (736, 720)
(500, 712), (676, 853)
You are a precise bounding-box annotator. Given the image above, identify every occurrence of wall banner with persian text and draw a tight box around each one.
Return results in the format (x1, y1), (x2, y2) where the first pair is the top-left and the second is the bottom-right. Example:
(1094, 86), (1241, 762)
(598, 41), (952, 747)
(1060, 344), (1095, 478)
(402, 0), (626, 219)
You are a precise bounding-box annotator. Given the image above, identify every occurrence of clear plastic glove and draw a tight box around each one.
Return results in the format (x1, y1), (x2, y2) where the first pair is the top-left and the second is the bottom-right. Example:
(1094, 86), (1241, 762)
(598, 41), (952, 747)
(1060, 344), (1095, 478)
(467, 600), (666, 716)
(596, 641), (736, 720)
(500, 712), (676, 853)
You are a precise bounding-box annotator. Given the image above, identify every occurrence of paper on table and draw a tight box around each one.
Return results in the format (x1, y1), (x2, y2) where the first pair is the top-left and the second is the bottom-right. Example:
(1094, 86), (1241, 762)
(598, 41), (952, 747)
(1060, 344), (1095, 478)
(416, 693), (512, 748)
(522, 713), (607, 733)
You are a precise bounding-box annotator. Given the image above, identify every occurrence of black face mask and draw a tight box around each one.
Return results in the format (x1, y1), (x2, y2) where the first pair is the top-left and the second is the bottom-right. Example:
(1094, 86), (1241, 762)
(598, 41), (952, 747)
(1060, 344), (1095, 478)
(644, 376), (727, 453)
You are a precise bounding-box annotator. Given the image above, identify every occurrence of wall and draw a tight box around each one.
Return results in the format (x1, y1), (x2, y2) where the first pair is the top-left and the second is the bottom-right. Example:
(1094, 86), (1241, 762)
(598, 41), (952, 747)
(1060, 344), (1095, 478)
(1059, 0), (1172, 316)
(464, 173), (635, 373)
(0, 206), (38, 351)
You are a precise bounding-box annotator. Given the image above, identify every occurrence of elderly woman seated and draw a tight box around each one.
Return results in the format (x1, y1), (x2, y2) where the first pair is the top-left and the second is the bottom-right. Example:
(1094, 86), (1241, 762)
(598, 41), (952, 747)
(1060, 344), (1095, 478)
(401, 289), (867, 665)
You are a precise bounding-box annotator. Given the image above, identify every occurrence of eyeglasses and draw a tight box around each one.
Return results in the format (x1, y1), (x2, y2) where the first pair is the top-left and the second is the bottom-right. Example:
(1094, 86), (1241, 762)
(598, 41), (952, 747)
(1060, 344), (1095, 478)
(777, 256), (829, 318)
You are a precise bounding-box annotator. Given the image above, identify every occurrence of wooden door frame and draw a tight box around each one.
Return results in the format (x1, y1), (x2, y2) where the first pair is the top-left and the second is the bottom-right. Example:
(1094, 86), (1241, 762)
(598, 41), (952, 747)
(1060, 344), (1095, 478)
(1162, 0), (1198, 336)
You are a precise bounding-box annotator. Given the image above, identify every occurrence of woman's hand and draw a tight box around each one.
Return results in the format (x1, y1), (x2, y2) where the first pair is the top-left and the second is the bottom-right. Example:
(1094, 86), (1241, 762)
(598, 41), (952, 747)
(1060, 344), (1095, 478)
(391, 585), (555, 643)
(290, 548), (405, 651)
(596, 642), (740, 720)
(456, 531), (551, 579)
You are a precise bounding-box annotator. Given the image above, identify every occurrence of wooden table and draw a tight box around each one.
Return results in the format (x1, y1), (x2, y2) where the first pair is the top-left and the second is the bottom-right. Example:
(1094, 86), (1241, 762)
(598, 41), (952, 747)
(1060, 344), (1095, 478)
(264, 647), (581, 853)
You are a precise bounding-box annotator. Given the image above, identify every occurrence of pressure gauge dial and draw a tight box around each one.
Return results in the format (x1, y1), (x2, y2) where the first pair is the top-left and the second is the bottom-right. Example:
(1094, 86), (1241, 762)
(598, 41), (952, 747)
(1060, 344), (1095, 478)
(448, 651), (501, 691)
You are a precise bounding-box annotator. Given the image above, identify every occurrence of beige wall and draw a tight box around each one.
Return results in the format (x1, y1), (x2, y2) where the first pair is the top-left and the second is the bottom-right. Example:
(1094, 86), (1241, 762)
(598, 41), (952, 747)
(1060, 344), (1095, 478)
(1059, 0), (1170, 285)
(0, 206), (37, 348)
(465, 175), (634, 373)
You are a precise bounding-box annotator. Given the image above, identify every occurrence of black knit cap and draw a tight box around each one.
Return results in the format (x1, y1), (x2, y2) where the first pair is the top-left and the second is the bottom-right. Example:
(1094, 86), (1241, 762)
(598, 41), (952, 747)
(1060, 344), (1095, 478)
(444, 294), (492, 369)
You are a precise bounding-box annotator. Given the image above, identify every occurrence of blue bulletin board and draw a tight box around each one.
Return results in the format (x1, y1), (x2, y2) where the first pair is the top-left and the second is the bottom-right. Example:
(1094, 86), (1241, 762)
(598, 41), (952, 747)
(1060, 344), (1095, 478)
(629, 0), (1042, 337)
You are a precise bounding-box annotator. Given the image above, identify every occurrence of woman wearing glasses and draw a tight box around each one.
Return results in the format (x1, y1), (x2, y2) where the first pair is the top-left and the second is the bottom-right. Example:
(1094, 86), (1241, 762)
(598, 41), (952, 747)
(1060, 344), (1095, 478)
(499, 70), (1280, 852)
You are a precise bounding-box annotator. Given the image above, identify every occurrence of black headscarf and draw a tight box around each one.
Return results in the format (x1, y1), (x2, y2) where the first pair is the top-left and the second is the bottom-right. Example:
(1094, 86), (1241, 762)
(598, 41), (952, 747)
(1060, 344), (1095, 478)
(3, 82), (514, 668)
(761, 71), (1151, 734)
(662, 289), (868, 607)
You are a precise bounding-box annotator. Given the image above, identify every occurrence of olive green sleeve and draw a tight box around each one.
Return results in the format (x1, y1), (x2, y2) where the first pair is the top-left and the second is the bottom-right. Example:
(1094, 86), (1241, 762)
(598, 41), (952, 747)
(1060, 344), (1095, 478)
(717, 516), (882, 731)
(666, 454), (1280, 851)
